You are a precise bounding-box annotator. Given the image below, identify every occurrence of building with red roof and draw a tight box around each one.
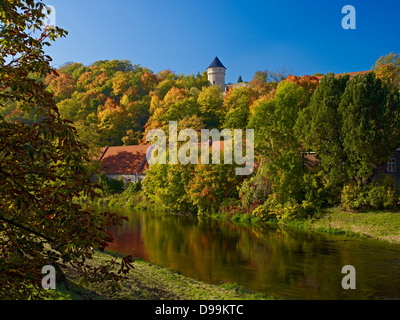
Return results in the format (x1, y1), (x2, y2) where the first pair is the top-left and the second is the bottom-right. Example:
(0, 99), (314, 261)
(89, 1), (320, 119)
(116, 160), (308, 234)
(99, 144), (152, 183)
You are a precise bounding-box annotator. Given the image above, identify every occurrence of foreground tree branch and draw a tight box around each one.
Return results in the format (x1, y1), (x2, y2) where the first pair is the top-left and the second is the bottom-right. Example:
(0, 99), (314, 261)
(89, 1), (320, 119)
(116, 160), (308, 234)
(0, 0), (132, 300)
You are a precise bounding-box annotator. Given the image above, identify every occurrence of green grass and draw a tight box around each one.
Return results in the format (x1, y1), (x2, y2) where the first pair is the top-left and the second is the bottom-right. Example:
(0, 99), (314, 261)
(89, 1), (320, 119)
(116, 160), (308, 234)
(309, 207), (400, 243)
(46, 281), (104, 300)
(270, 218), (313, 231)
(231, 213), (263, 225)
(46, 251), (273, 300)
(254, 206), (400, 243)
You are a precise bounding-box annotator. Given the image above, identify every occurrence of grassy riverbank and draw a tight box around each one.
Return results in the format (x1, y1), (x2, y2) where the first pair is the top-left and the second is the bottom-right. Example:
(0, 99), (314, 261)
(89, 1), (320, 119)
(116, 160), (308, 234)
(257, 207), (400, 244)
(47, 250), (271, 300)
(307, 207), (400, 243)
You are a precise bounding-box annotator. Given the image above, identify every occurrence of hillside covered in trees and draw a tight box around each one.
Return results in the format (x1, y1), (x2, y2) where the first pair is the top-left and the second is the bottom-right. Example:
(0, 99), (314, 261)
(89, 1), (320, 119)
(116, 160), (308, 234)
(3, 54), (400, 219)
(0, 59), (283, 153)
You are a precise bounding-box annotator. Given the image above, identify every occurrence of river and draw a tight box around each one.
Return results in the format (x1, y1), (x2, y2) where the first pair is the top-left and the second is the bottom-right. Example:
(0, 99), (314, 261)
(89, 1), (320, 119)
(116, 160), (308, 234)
(100, 206), (400, 300)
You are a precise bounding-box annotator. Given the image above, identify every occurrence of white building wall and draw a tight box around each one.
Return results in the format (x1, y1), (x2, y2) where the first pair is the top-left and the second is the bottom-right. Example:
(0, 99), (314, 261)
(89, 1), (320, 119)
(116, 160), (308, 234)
(207, 67), (226, 89)
(106, 174), (146, 184)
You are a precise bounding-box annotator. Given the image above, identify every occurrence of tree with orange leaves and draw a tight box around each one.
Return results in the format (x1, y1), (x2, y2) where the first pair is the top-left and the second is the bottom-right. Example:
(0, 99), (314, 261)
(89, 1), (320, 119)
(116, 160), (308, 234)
(374, 52), (400, 91)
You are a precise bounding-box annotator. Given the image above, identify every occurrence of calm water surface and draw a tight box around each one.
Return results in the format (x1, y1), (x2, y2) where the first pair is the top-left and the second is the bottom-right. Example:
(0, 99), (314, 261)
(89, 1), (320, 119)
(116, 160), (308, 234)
(101, 206), (400, 300)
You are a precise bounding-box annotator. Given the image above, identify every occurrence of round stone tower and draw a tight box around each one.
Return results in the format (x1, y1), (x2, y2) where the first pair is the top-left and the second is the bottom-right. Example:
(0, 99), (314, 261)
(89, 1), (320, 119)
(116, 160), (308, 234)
(207, 56), (226, 89)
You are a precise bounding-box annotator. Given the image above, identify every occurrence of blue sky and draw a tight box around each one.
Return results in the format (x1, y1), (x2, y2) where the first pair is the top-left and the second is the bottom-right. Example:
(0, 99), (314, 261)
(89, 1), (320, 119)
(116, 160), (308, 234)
(44, 0), (400, 84)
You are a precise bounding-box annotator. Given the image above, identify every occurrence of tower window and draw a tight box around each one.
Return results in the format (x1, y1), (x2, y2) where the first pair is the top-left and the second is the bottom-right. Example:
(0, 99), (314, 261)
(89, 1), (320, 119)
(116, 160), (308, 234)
(388, 158), (396, 172)
(213, 81), (215, 84)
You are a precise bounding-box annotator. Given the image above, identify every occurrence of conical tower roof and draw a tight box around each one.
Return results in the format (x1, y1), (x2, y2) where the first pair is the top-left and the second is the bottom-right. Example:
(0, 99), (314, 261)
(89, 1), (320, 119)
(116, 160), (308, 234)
(207, 56), (226, 69)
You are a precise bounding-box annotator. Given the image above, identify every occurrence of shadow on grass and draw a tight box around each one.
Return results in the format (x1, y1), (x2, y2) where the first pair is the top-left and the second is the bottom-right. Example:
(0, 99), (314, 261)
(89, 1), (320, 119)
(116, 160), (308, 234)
(47, 280), (108, 300)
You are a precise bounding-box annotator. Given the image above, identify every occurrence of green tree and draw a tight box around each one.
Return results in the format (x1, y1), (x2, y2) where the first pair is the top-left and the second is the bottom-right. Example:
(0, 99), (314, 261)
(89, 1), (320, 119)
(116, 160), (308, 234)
(142, 160), (196, 213)
(339, 72), (400, 183)
(222, 86), (254, 129)
(197, 86), (224, 129)
(248, 81), (308, 205)
(163, 87), (200, 122)
(57, 97), (80, 121)
(111, 71), (133, 97)
(97, 98), (129, 145)
(77, 90), (107, 120)
(176, 72), (209, 90)
(92, 59), (134, 76)
(0, 0), (132, 299)
(151, 78), (178, 100)
(59, 62), (87, 80)
(144, 87), (201, 139)
(295, 73), (349, 189)
(187, 162), (241, 213)
(253, 70), (269, 84)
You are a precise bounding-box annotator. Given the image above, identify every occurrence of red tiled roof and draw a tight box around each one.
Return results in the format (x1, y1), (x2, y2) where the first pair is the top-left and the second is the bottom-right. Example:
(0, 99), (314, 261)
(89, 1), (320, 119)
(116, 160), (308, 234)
(99, 139), (254, 175)
(100, 145), (151, 175)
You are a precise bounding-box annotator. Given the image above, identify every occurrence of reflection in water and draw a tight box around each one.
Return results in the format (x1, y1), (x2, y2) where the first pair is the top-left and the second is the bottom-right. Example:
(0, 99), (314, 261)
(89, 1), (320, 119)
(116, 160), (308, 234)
(102, 206), (400, 300)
